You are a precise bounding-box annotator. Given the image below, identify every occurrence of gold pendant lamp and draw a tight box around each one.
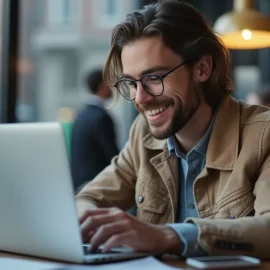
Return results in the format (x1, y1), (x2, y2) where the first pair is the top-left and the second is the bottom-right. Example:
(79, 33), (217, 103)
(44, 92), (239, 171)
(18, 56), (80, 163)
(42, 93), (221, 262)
(213, 0), (270, 49)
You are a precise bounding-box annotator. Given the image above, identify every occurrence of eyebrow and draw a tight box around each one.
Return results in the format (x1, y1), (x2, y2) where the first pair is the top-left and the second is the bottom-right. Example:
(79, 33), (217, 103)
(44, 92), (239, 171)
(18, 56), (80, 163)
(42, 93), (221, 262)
(121, 65), (171, 79)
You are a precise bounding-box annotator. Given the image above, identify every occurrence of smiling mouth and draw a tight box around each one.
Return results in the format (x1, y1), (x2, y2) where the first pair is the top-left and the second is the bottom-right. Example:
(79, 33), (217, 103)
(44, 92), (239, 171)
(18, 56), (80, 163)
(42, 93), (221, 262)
(145, 105), (170, 117)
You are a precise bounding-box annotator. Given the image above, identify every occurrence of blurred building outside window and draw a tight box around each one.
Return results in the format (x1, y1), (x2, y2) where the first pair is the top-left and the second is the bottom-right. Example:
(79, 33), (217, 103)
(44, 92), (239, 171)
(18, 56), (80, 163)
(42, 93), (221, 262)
(16, 0), (140, 149)
(98, 0), (137, 28)
(234, 66), (261, 101)
(48, 0), (79, 28)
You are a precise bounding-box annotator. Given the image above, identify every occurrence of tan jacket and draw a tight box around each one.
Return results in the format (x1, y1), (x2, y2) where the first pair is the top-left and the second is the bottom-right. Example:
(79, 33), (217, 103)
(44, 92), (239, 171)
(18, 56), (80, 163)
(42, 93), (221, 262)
(76, 96), (270, 258)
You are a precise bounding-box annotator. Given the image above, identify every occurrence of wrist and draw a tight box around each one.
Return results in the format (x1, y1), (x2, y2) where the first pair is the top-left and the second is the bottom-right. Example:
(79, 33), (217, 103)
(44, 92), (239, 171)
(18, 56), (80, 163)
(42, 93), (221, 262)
(162, 226), (184, 254)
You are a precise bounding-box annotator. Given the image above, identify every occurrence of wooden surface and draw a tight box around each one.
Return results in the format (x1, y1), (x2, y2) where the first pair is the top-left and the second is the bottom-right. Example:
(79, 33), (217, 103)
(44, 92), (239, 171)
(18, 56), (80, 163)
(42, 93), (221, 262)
(1, 251), (270, 269)
(0, 251), (184, 268)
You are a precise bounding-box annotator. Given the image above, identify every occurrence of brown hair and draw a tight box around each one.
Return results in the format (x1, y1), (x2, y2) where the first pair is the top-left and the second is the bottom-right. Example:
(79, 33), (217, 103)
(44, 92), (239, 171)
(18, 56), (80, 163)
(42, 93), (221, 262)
(104, 0), (233, 107)
(85, 68), (103, 94)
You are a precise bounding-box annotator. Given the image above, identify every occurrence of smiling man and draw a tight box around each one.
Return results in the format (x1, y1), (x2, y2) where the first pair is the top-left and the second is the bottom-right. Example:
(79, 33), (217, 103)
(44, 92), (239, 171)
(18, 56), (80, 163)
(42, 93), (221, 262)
(76, 0), (270, 258)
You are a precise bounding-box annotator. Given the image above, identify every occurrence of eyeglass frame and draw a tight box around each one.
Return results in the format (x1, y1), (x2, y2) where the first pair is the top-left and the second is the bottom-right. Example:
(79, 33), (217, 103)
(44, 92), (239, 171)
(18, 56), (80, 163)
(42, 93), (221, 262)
(113, 60), (188, 101)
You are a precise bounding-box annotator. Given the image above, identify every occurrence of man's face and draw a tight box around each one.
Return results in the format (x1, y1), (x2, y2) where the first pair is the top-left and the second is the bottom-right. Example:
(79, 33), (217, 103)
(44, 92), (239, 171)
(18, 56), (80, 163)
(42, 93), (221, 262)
(99, 82), (113, 99)
(121, 36), (202, 140)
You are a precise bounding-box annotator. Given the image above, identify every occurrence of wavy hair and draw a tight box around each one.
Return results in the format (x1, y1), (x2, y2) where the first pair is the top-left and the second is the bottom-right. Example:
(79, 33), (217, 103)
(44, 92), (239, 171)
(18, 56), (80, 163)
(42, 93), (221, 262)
(104, 0), (233, 107)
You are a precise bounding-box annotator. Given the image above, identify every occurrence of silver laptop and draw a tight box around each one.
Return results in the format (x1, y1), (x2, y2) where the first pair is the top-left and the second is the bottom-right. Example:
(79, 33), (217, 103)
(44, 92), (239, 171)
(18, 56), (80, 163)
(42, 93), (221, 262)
(0, 122), (150, 264)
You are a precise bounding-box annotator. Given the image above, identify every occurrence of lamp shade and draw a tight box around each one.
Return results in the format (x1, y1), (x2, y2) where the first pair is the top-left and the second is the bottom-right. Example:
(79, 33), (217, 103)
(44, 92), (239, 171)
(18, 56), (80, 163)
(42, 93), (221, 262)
(213, 0), (270, 49)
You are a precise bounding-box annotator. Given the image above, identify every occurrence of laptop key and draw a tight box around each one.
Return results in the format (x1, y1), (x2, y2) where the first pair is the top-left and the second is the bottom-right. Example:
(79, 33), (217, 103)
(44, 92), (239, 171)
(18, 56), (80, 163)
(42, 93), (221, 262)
(83, 246), (120, 254)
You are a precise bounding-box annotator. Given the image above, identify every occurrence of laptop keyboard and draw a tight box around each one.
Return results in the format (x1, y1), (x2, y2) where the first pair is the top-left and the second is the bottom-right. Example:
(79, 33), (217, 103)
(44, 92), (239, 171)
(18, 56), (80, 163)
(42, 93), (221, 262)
(83, 246), (120, 254)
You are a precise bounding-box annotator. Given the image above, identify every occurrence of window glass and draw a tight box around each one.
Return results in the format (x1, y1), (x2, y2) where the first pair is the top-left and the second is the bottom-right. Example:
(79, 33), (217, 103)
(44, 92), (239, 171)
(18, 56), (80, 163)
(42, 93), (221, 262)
(16, 0), (140, 148)
(98, 0), (138, 28)
(48, 0), (78, 28)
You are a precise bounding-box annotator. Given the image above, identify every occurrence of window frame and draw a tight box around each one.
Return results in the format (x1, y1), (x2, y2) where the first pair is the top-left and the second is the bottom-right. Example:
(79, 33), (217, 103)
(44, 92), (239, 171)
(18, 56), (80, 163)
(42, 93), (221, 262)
(0, 0), (19, 123)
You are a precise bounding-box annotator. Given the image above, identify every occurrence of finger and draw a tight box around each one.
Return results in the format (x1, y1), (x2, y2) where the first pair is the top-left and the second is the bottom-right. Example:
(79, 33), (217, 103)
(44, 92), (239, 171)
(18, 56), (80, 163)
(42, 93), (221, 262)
(88, 230), (96, 239)
(81, 229), (97, 243)
(81, 211), (128, 241)
(79, 208), (110, 224)
(89, 220), (131, 252)
(103, 231), (138, 253)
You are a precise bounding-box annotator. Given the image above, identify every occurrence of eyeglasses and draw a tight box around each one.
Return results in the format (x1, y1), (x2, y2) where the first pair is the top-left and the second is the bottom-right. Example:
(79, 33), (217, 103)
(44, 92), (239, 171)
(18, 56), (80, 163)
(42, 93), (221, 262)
(113, 60), (188, 101)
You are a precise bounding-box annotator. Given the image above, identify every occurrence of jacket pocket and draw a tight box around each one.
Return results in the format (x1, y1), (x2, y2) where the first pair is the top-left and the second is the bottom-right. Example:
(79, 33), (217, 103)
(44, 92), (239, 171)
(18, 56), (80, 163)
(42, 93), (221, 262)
(214, 190), (255, 219)
(135, 177), (169, 224)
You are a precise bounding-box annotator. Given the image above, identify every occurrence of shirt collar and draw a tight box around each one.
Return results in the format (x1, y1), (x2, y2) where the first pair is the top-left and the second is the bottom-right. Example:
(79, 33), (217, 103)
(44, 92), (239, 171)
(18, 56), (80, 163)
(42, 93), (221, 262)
(167, 136), (176, 155)
(87, 94), (104, 109)
(167, 110), (217, 157)
(194, 111), (216, 155)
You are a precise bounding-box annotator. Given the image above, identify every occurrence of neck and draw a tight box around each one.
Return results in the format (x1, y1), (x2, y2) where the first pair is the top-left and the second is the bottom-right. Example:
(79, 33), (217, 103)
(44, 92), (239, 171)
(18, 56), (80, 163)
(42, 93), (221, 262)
(97, 94), (106, 101)
(89, 93), (104, 102)
(174, 101), (214, 153)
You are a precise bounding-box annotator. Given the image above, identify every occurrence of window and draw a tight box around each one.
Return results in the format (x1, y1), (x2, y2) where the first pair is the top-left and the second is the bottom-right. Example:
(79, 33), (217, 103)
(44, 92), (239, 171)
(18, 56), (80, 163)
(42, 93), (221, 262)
(48, 0), (79, 28)
(234, 66), (261, 101)
(14, 0), (141, 147)
(105, 0), (117, 16)
(98, 0), (138, 28)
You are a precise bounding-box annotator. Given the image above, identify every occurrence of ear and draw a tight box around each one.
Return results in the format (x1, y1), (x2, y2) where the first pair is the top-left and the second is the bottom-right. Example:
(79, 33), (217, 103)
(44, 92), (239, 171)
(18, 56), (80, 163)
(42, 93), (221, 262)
(192, 55), (212, 83)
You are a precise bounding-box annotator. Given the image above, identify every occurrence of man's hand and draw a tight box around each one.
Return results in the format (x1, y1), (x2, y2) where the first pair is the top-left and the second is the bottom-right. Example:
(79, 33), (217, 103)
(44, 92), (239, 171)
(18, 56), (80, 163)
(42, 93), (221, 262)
(79, 207), (184, 254)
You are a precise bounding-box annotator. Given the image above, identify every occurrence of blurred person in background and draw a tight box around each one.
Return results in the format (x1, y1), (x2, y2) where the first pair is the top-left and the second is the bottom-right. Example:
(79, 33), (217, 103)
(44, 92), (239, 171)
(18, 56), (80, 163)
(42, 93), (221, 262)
(71, 67), (119, 192)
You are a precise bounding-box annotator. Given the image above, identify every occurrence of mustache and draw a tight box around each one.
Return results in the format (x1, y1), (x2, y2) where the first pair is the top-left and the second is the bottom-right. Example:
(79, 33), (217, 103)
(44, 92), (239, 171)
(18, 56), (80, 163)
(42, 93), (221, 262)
(135, 99), (173, 111)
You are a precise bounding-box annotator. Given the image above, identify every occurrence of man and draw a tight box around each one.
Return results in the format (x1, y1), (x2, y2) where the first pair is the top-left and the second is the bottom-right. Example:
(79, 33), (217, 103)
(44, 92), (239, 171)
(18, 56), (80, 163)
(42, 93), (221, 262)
(71, 68), (119, 191)
(76, 0), (270, 258)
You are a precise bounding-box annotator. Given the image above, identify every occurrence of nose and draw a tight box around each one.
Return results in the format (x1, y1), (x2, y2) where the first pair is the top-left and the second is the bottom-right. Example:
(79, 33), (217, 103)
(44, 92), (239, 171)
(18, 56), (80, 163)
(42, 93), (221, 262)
(134, 82), (153, 104)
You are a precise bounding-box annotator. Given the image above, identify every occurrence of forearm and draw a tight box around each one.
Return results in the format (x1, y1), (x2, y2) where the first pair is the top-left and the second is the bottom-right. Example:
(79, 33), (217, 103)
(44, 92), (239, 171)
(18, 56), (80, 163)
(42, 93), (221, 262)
(186, 214), (270, 259)
(75, 153), (136, 212)
(76, 197), (98, 217)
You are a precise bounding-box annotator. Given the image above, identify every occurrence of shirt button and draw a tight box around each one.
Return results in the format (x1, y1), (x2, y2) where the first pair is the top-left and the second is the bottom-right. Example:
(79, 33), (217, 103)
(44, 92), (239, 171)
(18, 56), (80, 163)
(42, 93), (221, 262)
(189, 203), (195, 209)
(138, 195), (144, 203)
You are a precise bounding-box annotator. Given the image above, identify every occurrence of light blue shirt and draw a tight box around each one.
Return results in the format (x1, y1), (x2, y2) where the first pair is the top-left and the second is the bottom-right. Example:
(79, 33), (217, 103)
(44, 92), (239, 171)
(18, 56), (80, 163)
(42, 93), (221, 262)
(166, 112), (216, 257)
(87, 94), (104, 109)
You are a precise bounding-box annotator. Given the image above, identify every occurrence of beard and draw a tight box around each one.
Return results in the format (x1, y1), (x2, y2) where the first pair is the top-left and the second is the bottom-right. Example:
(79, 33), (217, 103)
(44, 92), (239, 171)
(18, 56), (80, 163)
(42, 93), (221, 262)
(135, 80), (201, 140)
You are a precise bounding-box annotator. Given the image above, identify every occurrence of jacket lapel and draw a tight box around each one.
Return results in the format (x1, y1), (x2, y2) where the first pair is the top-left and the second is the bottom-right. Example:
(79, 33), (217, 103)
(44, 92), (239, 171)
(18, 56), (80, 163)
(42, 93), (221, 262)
(194, 96), (241, 217)
(143, 133), (178, 222)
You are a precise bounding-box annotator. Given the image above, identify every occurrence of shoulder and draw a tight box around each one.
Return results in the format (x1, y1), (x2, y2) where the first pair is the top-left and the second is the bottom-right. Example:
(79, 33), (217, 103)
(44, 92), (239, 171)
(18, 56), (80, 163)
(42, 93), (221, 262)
(77, 105), (108, 120)
(239, 101), (270, 158)
(239, 101), (270, 125)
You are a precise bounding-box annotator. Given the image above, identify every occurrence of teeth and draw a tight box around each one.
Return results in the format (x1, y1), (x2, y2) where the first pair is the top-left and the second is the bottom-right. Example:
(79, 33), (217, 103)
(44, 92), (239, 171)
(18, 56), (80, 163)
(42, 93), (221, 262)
(146, 106), (168, 116)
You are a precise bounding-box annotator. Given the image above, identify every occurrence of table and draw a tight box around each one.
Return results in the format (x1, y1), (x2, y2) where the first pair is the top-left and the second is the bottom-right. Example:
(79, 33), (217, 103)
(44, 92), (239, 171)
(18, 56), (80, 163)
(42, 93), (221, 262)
(0, 252), (184, 268)
(1, 251), (270, 269)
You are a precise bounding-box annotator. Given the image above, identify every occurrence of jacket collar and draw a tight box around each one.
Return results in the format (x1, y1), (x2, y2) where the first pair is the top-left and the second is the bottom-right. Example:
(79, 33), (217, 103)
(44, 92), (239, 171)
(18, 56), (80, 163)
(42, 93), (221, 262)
(205, 95), (239, 170)
(143, 95), (239, 170)
(143, 132), (168, 152)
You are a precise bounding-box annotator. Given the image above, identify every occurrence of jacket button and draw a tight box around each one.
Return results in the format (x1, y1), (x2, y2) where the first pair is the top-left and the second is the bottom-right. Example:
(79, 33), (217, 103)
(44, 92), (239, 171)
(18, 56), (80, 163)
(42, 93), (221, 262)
(189, 204), (195, 209)
(138, 195), (144, 203)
